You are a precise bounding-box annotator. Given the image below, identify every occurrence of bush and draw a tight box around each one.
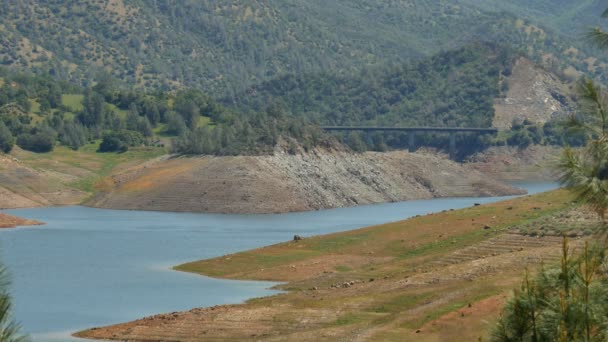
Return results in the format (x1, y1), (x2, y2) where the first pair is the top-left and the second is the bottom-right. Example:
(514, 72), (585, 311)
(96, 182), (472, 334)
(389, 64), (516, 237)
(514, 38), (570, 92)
(16, 132), (54, 152)
(98, 130), (144, 152)
(0, 121), (14, 153)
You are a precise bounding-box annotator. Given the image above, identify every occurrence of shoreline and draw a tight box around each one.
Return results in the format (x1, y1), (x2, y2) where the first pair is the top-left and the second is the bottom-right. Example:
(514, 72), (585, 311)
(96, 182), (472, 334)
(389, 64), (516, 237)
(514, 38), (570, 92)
(0, 212), (43, 228)
(3, 183), (530, 216)
(75, 188), (572, 341)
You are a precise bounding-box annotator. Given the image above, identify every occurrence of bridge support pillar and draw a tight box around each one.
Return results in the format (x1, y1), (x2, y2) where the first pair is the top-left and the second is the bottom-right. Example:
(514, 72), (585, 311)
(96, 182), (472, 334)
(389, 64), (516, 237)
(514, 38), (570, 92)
(449, 132), (456, 160)
(408, 133), (415, 152)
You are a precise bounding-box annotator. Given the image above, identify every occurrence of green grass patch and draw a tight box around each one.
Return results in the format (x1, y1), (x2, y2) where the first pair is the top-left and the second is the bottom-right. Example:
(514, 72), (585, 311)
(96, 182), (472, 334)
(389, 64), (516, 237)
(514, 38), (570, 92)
(306, 232), (374, 253)
(198, 116), (212, 127)
(334, 265), (353, 272)
(61, 94), (84, 112)
(372, 292), (435, 314)
(395, 228), (498, 260)
(29, 99), (41, 114)
(16, 143), (165, 194)
(176, 248), (321, 277)
(107, 103), (128, 119)
(331, 313), (369, 326)
(70, 145), (164, 193)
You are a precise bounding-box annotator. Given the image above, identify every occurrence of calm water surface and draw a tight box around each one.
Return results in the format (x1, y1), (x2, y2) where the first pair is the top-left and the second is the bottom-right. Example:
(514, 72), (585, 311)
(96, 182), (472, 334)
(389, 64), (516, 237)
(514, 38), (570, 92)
(2, 182), (557, 341)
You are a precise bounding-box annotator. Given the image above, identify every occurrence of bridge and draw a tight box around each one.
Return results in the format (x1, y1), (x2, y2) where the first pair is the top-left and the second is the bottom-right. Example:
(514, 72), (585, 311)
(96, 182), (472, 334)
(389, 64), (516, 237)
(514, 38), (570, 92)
(321, 126), (499, 159)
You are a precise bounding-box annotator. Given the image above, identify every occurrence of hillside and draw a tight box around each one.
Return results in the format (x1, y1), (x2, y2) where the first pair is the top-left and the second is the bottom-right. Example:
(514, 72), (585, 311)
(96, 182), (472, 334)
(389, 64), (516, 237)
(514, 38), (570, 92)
(0, 1), (606, 94)
(229, 44), (512, 128)
(86, 148), (524, 214)
(0, 145), (165, 209)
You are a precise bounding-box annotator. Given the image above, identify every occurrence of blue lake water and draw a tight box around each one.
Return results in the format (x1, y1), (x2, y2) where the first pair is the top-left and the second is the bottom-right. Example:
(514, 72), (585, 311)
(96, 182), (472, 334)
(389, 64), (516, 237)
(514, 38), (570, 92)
(2, 182), (557, 341)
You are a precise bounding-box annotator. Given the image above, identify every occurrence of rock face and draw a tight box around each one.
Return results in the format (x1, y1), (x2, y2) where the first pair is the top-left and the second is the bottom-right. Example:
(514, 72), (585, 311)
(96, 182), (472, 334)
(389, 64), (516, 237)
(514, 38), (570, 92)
(87, 149), (525, 214)
(493, 57), (574, 129)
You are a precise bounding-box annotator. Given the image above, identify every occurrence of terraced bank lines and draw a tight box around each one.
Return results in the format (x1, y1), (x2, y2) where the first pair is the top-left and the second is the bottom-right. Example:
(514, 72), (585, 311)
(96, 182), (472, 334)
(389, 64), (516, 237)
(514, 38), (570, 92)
(434, 233), (575, 266)
(77, 189), (590, 341)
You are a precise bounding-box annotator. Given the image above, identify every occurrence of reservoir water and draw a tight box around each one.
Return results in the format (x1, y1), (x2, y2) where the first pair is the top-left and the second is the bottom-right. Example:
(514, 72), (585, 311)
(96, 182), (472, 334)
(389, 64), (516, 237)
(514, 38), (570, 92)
(2, 182), (557, 341)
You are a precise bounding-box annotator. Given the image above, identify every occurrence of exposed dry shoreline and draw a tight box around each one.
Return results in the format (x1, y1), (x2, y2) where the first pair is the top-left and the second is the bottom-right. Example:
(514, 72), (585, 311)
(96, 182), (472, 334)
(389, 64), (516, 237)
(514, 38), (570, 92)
(86, 150), (525, 214)
(0, 212), (42, 228)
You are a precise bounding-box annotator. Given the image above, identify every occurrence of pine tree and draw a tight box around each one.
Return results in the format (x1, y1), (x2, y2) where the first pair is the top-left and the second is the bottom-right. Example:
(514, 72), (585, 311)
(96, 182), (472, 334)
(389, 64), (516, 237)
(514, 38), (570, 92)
(558, 10), (608, 222)
(0, 260), (29, 342)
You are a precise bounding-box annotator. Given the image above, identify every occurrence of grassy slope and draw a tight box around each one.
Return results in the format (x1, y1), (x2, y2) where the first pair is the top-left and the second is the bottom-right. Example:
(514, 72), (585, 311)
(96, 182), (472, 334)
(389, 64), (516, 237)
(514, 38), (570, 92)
(176, 190), (570, 281)
(14, 144), (165, 193)
(177, 190), (574, 340)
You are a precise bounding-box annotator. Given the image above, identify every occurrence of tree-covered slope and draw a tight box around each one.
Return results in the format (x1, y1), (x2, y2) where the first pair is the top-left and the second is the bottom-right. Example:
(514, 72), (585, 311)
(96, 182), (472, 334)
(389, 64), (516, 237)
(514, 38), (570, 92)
(0, 0), (606, 95)
(229, 44), (515, 128)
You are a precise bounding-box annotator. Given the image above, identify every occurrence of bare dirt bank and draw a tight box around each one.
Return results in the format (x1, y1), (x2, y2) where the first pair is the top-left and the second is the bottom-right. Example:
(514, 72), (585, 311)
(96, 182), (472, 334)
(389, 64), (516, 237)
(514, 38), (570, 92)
(0, 152), (87, 209)
(87, 150), (525, 214)
(0, 212), (42, 228)
(467, 145), (561, 181)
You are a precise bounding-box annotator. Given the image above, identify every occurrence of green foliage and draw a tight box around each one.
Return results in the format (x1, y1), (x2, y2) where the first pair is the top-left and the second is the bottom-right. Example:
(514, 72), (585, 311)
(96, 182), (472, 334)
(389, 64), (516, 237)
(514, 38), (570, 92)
(0, 258), (29, 342)
(16, 127), (55, 153)
(492, 239), (608, 342)
(1, 1), (607, 95)
(0, 121), (14, 153)
(231, 44), (513, 128)
(98, 130), (144, 153)
(558, 29), (608, 222)
(58, 122), (88, 150)
(173, 109), (332, 155)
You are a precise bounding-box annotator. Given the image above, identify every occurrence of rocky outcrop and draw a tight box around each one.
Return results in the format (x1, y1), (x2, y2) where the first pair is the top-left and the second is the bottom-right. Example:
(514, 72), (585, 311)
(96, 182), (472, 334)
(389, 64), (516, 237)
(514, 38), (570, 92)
(87, 149), (525, 214)
(493, 57), (574, 128)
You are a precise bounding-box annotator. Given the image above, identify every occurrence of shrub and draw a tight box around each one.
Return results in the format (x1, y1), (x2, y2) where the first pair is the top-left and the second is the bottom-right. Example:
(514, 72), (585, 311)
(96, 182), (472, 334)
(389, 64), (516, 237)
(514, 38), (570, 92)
(98, 130), (144, 152)
(16, 132), (54, 153)
(0, 121), (14, 153)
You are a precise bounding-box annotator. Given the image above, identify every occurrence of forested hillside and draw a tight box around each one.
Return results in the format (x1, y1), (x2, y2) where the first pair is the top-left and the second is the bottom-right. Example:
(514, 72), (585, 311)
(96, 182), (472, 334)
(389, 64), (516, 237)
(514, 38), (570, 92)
(0, 67), (333, 157)
(230, 44), (513, 128)
(0, 0), (606, 96)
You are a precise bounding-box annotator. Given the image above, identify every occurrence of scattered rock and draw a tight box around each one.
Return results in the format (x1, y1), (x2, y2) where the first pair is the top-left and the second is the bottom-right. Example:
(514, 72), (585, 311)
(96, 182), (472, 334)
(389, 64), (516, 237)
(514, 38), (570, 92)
(293, 235), (303, 241)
